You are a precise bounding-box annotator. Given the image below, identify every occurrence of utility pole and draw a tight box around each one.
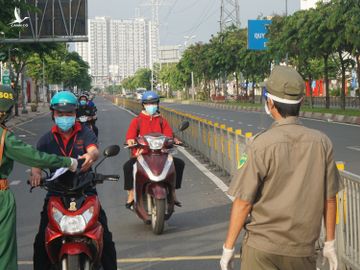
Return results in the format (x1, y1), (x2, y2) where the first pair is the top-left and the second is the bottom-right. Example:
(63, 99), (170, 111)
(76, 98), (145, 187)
(42, 59), (46, 105)
(219, 0), (240, 97)
(191, 71), (195, 100)
(220, 0), (240, 32)
(285, 0), (289, 65)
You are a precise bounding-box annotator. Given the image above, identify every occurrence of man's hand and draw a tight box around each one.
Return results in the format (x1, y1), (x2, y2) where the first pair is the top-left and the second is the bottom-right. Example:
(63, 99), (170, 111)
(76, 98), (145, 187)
(220, 245), (235, 270)
(174, 137), (182, 145)
(79, 153), (95, 172)
(127, 139), (136, 146)
(323, 240), (338, 270)
(30, 168), (42, 187)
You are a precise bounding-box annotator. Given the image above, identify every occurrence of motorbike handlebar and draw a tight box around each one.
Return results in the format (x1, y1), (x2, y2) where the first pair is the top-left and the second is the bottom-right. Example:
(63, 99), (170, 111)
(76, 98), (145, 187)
(95, 174), (120, 182)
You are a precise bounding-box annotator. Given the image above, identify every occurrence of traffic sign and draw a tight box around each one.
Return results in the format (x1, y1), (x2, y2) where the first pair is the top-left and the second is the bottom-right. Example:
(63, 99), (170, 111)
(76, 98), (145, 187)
(0, 52), (7, 61)
(2, 69), (10, 86)
(2, 76), (10, 86)
(247, 20), (272, 50)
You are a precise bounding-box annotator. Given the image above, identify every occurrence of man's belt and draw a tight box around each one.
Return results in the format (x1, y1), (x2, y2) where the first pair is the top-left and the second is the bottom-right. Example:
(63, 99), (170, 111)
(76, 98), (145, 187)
(0, 179), (9, 190)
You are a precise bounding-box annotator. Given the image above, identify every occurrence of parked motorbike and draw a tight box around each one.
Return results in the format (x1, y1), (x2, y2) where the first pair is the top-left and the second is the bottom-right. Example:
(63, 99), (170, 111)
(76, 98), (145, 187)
(126, 121), (189, 234)
(29, 145), (120, 270)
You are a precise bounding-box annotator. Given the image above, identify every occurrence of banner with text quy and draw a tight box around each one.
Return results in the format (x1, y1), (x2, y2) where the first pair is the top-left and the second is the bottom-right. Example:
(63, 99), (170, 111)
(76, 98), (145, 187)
(247, 20), (272, 50)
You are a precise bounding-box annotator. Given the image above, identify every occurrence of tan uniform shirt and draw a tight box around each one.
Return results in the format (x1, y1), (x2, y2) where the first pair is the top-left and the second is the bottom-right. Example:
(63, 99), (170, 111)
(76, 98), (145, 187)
(228, 117), (341, 257)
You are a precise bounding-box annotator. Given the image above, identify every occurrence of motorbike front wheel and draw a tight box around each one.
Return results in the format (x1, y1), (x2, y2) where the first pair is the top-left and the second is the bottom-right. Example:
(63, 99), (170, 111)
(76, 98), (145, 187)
(151, 198), (166, 235)
(61, 254), (91, 270)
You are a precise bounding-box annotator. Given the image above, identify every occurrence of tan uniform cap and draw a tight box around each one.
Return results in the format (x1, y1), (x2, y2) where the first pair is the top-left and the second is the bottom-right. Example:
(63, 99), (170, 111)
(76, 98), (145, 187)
(265, 66), (305, 102)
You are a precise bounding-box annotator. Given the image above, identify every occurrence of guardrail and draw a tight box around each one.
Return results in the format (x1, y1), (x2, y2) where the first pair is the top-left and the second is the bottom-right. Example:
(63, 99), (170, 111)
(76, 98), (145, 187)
(112, 96), (360, 270)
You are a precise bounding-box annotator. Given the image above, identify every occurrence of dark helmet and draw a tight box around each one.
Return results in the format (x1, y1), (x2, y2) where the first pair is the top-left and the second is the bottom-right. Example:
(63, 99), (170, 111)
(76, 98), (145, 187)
(78, 93), (89, 101)
(50, 91), (78, 112)
(0, 85), (15, 123)
(141, 91), (159, 104)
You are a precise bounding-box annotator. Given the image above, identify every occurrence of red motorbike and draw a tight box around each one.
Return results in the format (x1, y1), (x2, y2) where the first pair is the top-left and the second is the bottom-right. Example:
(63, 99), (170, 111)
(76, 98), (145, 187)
(127, 121), (189, 234)
(29, 145), (120, 270)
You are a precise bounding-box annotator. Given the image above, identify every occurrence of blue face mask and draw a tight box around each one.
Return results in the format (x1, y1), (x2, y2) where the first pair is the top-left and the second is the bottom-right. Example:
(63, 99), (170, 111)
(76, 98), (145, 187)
(55, 116), (76, 132)
(80, 100), (87, 106)
(145, 105), (158, 115)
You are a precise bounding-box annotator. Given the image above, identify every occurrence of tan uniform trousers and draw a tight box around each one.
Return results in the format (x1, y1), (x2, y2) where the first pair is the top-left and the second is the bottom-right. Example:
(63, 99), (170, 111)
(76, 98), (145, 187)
(241, 244), (317, 270)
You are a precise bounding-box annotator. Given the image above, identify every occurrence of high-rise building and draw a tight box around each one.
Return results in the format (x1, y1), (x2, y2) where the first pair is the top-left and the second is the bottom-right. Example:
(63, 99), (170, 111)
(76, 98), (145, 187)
(74, 16), (159, 88)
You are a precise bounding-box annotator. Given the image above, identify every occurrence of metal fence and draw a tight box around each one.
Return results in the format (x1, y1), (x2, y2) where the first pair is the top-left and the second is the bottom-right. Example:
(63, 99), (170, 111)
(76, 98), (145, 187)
(113, 96), (360, 270)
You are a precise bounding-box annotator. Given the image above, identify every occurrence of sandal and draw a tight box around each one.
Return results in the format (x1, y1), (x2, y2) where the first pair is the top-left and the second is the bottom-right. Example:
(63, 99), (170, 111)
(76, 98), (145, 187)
(174, 200), (182, 207)
(125, 200), (134, 210)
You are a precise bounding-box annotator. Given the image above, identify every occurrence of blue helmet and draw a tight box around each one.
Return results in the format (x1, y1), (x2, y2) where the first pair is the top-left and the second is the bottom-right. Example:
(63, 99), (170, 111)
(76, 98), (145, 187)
(50, 91), (78, 112)
(141, 91), (159, 104)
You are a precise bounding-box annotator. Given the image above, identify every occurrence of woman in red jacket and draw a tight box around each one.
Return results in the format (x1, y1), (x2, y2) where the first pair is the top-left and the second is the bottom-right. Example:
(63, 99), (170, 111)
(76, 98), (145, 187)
(123, 91), (184, 209)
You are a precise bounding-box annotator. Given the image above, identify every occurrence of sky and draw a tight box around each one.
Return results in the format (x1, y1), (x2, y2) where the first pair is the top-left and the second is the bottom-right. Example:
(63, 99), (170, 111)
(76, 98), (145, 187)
(89, 0), (300, 46)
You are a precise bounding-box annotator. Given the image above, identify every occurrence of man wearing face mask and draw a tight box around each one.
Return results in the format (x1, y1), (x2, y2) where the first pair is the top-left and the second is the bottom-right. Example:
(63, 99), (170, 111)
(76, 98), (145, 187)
(122, 91), (185, 209)
(77, 93), (98, 137)
(30, 91), (117, 270)
(0, 87), (78, 270)
(220, 66), (340, 270)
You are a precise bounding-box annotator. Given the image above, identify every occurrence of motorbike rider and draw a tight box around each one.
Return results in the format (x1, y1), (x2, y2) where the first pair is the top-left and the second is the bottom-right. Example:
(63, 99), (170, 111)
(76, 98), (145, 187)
(77, 93), (98, 137)
(30, 91), (117, 270)
(123, 91), (185, 209)
(0, 86), (78, 270)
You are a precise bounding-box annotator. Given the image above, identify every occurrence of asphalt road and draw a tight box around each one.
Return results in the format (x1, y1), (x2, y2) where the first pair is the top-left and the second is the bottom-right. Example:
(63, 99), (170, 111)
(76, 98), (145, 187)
(11, 97), (235, 270)
(162, 103), (360, 175)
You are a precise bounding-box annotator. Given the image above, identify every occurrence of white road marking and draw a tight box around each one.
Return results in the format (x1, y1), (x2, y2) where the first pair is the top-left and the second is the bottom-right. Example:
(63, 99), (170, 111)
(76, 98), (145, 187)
(115, 104), (234, 201)
(347, 146), (360, 152)
(222, 119), (227, 121)
(238, 122), (243, 124)
(247, 124), (253, 127)
(11, 125), (37, 136)
(10, 180), (21, 185)
(178, 147), (233, 201)
(301, 116), (360, 127)
(229, 120), (234, 122)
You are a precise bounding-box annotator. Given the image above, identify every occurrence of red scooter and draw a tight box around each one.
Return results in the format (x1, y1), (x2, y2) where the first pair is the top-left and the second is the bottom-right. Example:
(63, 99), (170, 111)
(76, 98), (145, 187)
(29, 145), (120, 270)
(127, 121), (189, 235)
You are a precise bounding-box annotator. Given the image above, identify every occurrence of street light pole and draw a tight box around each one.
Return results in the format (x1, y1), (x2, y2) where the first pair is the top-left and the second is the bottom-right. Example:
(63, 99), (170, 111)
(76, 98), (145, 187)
(285, 0), (288, 65)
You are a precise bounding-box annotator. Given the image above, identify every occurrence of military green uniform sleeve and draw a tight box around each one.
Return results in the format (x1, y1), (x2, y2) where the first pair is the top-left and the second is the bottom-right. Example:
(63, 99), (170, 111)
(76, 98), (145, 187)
(4, 132), (71, 169)
(227, 144), (267, 203)
(323, 136), (341, 198)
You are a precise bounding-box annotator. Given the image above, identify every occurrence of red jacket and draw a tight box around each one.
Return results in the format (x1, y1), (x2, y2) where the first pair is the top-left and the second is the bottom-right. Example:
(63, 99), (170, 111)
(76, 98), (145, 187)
(126, 112), (173, 156)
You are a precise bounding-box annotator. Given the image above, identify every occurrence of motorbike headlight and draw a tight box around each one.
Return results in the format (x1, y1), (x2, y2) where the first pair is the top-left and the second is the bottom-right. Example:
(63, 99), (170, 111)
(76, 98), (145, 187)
(52, 207), (64, 224)
(59, 215), (86, 234)
(145, 136), (166, 150)
(82, 206), (94, 224)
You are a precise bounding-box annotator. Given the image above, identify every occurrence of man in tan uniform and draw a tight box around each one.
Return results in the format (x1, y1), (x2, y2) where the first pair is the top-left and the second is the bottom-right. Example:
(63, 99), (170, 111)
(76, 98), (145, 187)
(220, 66), (340, 270)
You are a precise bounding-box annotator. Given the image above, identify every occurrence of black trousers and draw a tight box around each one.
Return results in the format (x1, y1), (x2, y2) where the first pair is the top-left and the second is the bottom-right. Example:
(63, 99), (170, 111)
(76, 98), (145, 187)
(33, 199), (117, 270)
(123, 157), (185, 190)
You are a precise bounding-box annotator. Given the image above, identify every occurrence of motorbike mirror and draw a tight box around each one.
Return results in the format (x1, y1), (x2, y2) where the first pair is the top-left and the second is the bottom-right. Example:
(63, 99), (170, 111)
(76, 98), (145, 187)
(178, 121), (189, 132)
(103, 145), (120, 157)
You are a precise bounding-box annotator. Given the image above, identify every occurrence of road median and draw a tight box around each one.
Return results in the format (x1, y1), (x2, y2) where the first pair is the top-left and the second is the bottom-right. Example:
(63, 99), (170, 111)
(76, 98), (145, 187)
(162, 99), (360, 125)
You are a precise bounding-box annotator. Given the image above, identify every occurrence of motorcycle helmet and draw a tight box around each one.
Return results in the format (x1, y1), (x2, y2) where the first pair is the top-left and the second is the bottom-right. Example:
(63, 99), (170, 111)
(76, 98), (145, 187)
(50, 91), (78, 112)
(141, 91), (160, 104)
(0, 85), (15, 124)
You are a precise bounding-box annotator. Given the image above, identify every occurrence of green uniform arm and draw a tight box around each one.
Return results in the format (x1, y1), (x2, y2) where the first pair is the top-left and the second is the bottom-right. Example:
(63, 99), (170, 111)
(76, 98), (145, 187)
(4, 132), (71, 169)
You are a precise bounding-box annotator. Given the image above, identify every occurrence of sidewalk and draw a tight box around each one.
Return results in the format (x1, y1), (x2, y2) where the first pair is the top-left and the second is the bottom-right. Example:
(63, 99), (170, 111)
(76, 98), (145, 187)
(7, 103), (50, 128)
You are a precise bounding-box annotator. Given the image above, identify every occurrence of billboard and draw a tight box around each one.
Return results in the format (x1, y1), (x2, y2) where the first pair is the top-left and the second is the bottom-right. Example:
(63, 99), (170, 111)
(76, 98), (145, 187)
(3, 0), (87, 43)
(247, 20), (272, 50)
